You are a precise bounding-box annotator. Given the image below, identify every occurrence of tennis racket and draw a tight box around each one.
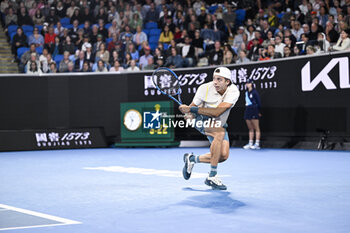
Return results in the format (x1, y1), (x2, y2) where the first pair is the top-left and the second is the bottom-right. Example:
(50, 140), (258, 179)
(151, 67), (182, 105)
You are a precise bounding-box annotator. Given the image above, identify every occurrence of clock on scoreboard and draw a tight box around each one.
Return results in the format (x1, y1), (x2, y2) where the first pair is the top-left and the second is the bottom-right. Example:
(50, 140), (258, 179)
(115, 101), (180, 147)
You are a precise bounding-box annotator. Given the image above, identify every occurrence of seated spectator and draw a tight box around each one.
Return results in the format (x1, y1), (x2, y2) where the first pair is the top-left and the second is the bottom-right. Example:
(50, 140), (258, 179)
(306, 45), (317, 55)
(18, 7), (33, 26)
(283, 46), (294, 57)
(50, 36), (63, 58)
(67, 61), (75, 72)
(46, 7), (58, 25)
(32, 9), (45, 25)
(62, 36), (75, 55)
(261, 31), (274, 48)
(11, 27), (28, 62)
(332, 30), (350, 51)
(153, 47), (166, 64)
(133, 25), (147, 48)
(66, 0), (79, 18)
(68, 20), (80, 43)
(74, 50), (86, 71)
(325, 21), (339, 43)
(181, 36), (195, 67)
(126, 59), (140, 72)
(139, 46), (153, 70)
(39, 48), (50, 73)
(110, 60), (124, 73)
(122, 52), (132, 69)
(70, 8), (81, 24)
(274, 35), (286, 56)
(82, 21), (92, 37)
(54, 21), (65, 38)
(20, 44), (37, 72)
(95, 60), (108, 72)
(130, 12), (143, 31)
(143, 57), (156, 70)
(44, 26), (56, 48)
(144, 2), (158, 24)
(126, 43), (139, 62)
(81, 61), (91, 72)
(236, 50), (250, 64)
(48, 62), (57, 73)
(293, 45), (302, 56)
(80, 7), (94, 25)
(208, 13), (226, 42)
(95, 43), (110, 64)
(109, 50), (120, 65)
(97, 19), (108, 40)
(166, 39), (178, 57)
(233, 26), (245, 50)
(84, 43), (95, 65)
(5, 7), (17, 27)
(93, 34), (104, 54)
(299, 33), (314, 54)
(26, 60), (42, 74)
(59, 51), (72, 72)
(55, 2), (66, 19)
(164, 47), (183, 68)
(26, 52), (41, 72)
(223, 43), (236, 64)
(247, 31), (263, 51)
(108, 19), (120, 38)
(316, 32), (330, 53)
(267, 44), (282, 59)
(28, 27), (44, 48)
(248, 38), (263, 61)
(207, 41), (223, 66)
(95, 7), (108, 25)
(159, 25), (174, 44)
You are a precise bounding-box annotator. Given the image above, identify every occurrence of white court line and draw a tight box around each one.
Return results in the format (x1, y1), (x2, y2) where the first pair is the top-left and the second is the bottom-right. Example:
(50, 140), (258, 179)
(0, 203), (81, 231)
(84, 166), (231, 178)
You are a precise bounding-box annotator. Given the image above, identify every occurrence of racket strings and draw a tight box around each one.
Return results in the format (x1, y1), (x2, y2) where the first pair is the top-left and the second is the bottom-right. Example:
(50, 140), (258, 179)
(153, 70), (180, 96)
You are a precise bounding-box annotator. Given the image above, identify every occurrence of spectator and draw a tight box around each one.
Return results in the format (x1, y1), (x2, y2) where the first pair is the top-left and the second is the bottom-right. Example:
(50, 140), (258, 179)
(28, 27), (44, 48)
(39, 48), (49, 73)
(293, 45), (302, 56)
(139, 46), (153, 69)
(332, 30), (350, 51)
(223, 43), (236, 64)
(95, 7), (108, 24)
(54, 21), (65, 38)
(26, 60), (42, 74)
(291, 21), (304, 41)
(247, 31), (263, 51)
(274, 35), (286, 56)
(181, 36), (195, 67)
(306, 45), (317, 55)
(159, 25), (174, 44)
(55, 1), (65, 19)
(50, 36), (63, 58)
(82, 21), (92, 37)
(44, 26), (56, 47)
(192, 29), (204, 58)
(74, 50), (86, 71)
(11, 27), (27, 62)
(143, 57), (156, 70)
(236, 50), (250, 64)
(233, 26), (245, 50)
(66, 0), (79, 18)
(145, 2), (159, 23)
(261, 30), (274, 48)
(110, 60), (124, 73)
(153, 47), (166, 64)
(84, 43), (95, 65)
(126, 59), (140, 72)
(80, 7), (94, 25)
(164, 47), (183, 68)
(223, 4), (236, 37)
(90, 25), (99, 46)
(133, 25), (148, 48)
(45, 7), (58, 25)
(299, 33), (314, 54)
(5, 7), (17, 27)
(32, 9), (44, 25)
(316, 32), (330, 53)
(25, 52), (41, 72)
(283, 46), (294, 57)
(48, 62), (57, 73)
(248, 38), (262, 61)
(267, 44), (282, 59)
(108, 19), (120, 38)
(325, 21), (339, 43)
(59, 51), (72, 73)
(130, 12), (143, 31)
(267, 9), (279, 27)
(66, 61), (75, 72)
(197, 6), (207, 28)
(81, 61), (91, 72)
(97, 19), (108, 39)
(122, 52), (132, 69)
(96, 43), (110, 64)
(246, 25), (256, 42)
(209, 14), (226, 42)
(75, 29), (85, 50)
(70, 8), (81, 24)
(68, 19), (80, 43)
(207, 41), (223, 66)
(17, 7), (33, 26)
(62, 36), (75, 55)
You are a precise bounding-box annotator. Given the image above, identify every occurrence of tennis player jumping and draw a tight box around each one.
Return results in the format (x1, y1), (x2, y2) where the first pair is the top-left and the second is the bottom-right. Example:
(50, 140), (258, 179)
(179, 67), (240, 190)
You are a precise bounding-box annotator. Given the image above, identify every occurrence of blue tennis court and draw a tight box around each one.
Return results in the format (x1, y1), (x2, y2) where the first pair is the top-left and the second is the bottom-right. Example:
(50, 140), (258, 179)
(1, 148), (349, 233)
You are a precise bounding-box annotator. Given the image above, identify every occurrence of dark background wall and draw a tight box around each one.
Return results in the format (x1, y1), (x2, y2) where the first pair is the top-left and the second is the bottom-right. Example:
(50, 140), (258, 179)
(0, 52), (349, 146)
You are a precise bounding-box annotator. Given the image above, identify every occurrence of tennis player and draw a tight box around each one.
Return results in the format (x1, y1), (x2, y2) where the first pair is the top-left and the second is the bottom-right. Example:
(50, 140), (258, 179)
(179, 66), (240, 190)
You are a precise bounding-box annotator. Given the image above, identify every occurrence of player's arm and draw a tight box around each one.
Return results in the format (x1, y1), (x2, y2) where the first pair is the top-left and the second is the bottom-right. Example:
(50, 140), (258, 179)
(179, 102), (232, 118)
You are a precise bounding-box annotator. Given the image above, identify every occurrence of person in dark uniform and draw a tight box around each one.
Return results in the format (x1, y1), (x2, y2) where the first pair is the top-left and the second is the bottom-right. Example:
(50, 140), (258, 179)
(243, 79), (262, 149)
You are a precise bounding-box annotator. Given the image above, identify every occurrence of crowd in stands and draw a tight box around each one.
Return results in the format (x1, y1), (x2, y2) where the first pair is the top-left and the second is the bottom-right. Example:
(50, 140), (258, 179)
(0, 0), (350, 74)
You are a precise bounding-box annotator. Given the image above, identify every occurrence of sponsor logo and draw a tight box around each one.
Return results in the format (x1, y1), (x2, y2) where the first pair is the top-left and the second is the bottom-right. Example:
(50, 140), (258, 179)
(301, 57), (350, 91)
(35, 132), (92, 148)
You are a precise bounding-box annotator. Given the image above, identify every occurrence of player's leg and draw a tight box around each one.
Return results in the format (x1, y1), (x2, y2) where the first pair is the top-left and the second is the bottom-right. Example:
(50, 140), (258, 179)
(203, 126), (227, 190)
(243, 119), (255, 149)
(195, 138), (229, 163)
(251, 119), (261, 149)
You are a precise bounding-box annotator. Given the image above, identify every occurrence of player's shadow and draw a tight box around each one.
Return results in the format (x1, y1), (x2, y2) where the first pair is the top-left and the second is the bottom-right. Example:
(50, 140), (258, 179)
(176, 187), (246, 214)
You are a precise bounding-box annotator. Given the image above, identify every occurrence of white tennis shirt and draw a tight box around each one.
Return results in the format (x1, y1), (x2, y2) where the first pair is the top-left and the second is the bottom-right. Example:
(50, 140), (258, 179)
(192, 81), (240, 125)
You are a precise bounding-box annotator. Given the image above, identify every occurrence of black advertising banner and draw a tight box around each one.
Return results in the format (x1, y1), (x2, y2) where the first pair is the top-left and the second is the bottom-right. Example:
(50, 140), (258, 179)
(0, 51), (349, 151)
(0, 128), (107, 151)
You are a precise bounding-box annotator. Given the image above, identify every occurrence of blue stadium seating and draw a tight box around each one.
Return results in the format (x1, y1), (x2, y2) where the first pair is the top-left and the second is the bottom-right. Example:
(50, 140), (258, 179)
(148, 35), (159, 44)
(235, 9), (246, 26)
(144, 22), (158, 29)
(78, 24), (84, 29)
(22, 25), (34, 33)
(24, 31), (32, 38)
(60, 17), (70, 26)
(163, 43), (170, 50)
(105, 23), (112, 29)
(149, 43), (157, 51)
(54, 54), (64, 66)
(35, 25), (43, 32)
(36, 47), (43, 55)
(149, 28), (161, 37)
(17, 47), (29, 59)
(9, 31), (16, 42)
(7, 25), (18, 34)
(65, 24), (73, 29)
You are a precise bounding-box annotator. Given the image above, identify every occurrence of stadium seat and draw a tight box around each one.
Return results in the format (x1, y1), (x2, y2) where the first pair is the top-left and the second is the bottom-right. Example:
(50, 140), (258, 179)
(163, 43), (169, 50)
(143, 29), (150, 36)
(235, 9), (246, 26)
(60, 17), (70, 26)
(24, 31), (32, 38)
(35, 25), (43, 32)
(149, 28), (161, 37)
(78, 24), (84, 29)
(22, 25), (33, 33)
(36, 47), (43, 55)
(9, 31), (16, 42)
(65, 24), (73, 29)
(144, 22), (158, 29)
(106, 37), (113, 44)
(105, 23), (112, 29)
(54, 54), (64, 66)
(149, 43), (157, 51)
(17, 47), (29, 59)
(148, 35), (159, 44)
(7, 25), (18, 34)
